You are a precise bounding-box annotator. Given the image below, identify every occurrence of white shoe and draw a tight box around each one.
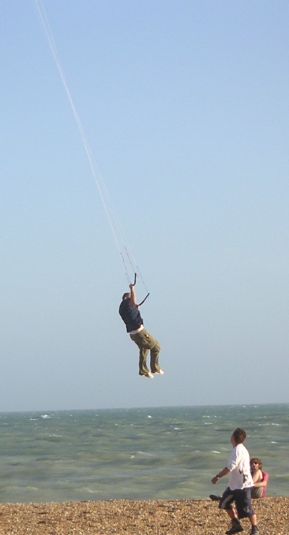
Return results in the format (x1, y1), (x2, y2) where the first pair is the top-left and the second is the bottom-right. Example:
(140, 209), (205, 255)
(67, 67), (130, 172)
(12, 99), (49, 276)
(153, 369), (164, 375)
(144, 372), (154, 379)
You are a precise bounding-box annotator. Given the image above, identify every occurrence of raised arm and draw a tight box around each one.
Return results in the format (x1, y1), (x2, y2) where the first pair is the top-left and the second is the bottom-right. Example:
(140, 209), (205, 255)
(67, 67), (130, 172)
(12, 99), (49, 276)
(129, 283), (137, 306)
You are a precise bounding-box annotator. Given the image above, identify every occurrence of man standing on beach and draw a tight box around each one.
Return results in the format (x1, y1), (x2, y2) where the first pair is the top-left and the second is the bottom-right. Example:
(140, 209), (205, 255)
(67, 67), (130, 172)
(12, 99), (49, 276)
(119, 283), (163, 378)
(211, 427), (259, 535)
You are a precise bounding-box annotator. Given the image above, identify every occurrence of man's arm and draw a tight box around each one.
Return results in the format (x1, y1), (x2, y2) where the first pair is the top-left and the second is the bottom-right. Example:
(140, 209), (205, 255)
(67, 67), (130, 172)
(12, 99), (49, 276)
(211, 466), (230, 484)
(129, 284), (137, 306)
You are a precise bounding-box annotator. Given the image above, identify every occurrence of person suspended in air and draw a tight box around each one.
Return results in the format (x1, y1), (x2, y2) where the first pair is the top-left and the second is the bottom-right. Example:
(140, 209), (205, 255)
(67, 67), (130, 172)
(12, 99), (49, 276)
(119, 277), (164, 379)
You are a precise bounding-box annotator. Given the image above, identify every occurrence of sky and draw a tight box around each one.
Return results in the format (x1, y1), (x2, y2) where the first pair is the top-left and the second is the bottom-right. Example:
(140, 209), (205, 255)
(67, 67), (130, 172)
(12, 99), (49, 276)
(1, 0), (288, 412)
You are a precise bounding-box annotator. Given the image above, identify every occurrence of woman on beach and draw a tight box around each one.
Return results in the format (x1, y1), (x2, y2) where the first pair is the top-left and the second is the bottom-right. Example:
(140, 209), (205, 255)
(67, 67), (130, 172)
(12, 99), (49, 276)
(250, 458), (269, 499)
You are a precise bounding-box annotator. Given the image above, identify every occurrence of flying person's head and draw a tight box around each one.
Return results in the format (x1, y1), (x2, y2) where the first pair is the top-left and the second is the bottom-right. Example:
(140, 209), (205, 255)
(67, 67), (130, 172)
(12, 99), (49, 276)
(122, 292), (130, 301)
(231, 428), (246, 447)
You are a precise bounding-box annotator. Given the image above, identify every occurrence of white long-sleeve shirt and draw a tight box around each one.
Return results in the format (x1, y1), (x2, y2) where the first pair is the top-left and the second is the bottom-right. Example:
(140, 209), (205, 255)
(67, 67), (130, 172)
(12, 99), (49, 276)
(227, 443), (253, 490)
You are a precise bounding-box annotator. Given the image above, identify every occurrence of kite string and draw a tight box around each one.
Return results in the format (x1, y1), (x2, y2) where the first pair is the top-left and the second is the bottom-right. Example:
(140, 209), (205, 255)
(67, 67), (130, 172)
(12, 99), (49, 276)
(35, 0), (142, 287)
(123, 247), (150, 294)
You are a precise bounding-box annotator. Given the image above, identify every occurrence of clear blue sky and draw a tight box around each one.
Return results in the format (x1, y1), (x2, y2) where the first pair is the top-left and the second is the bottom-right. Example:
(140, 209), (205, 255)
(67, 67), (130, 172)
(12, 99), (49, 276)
(1, 1), (288, 411)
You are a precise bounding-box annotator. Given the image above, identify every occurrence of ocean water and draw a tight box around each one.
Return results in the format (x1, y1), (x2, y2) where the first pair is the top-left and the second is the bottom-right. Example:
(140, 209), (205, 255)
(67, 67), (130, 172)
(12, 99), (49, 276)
(0, 404), (288, 503)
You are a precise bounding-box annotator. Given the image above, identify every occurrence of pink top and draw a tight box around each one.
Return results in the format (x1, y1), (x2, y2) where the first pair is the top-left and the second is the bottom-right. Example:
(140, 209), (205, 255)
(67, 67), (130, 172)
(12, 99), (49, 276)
(261, 472), (269, 497)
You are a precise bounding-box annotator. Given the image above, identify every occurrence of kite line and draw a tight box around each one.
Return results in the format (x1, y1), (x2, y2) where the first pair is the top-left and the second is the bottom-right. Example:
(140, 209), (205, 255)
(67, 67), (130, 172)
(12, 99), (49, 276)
(34, 0), (149, 294)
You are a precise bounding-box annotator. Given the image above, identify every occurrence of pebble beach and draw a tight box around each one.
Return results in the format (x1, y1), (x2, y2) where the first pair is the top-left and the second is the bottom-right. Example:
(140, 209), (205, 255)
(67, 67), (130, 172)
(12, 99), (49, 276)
(0, 498), (288, 535)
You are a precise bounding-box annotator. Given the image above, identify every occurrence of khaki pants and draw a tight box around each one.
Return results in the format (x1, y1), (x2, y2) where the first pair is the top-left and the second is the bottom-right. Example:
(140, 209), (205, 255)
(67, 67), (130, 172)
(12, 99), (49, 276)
(130, 329), (161, 375)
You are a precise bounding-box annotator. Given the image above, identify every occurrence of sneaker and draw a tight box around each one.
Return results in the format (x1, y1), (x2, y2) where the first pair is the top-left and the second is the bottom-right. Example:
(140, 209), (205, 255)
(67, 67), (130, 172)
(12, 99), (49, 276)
(153, 369), (165, 375)
(226, 524), (244, 534)
(250, 528), (259, 535)
(145, 372), (154, 379)
(139, 372), (154, 379)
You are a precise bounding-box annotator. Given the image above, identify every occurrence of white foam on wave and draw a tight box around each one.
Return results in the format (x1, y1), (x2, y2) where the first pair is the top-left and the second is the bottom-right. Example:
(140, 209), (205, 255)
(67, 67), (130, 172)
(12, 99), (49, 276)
(79, 487), (96, 494)
(136, 450), (154, 457)
(258, 422), (280, 427)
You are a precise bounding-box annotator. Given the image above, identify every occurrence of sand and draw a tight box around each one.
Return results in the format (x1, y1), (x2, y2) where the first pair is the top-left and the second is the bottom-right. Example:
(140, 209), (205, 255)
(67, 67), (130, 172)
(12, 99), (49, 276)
(0, 497), (288, 535)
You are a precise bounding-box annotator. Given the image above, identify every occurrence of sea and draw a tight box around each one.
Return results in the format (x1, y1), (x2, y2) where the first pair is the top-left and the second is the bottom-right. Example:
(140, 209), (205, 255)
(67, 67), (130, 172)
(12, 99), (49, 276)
(0, 404), (288, 503)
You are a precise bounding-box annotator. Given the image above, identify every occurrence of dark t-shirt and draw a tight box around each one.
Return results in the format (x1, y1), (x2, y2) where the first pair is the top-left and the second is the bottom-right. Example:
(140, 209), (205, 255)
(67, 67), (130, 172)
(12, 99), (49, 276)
(119, 298), (143, 333)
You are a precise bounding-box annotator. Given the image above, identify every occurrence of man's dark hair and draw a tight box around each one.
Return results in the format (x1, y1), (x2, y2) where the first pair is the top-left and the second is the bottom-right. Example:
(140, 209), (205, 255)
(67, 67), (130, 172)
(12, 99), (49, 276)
(232, 427), (246, 444)
(122, 292), (130, 301)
